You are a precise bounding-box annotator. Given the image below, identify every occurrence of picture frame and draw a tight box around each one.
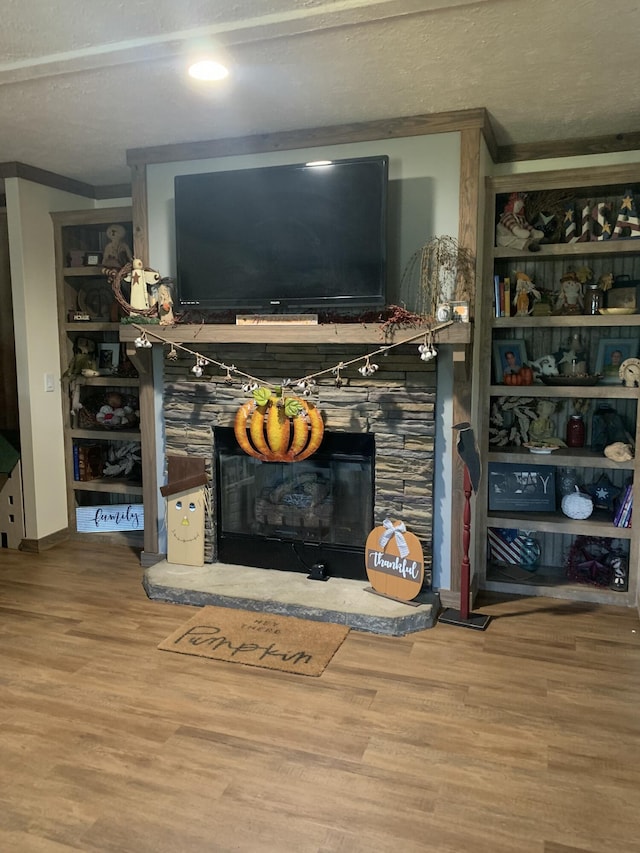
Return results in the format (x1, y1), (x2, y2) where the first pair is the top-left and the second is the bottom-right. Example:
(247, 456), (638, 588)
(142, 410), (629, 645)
(84, 251), (103, 267)
(492, 340), (528, 383)
(595, 337), (639, 384)
(97, 343), (120, 374)
(450, 300), (470, 322)
(488, 463), (556, 512)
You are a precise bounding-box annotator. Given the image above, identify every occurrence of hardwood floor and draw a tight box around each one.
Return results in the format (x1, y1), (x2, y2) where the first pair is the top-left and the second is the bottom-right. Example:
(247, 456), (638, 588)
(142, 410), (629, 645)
(0, 540), (639, 853)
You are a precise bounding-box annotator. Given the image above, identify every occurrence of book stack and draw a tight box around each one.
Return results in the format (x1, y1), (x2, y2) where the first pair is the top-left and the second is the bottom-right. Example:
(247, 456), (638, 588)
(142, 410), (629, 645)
(613, 484), (634, 528)
(493, 275), (511, 317)
(73, 444), (104, 482)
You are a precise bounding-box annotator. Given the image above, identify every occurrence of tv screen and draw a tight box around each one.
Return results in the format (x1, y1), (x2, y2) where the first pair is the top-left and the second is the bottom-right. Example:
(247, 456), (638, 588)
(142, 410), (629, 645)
(174, 155), (389, 313)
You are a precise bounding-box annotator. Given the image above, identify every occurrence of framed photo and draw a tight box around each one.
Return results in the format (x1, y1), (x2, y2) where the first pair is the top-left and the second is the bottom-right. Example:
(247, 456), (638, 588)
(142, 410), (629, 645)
(84, 251), (103, 267)
(493, 340), (528, 383)
(595, 337), (639, 384)
(97, 343), (120, 373)
(450, 300), (470, 322)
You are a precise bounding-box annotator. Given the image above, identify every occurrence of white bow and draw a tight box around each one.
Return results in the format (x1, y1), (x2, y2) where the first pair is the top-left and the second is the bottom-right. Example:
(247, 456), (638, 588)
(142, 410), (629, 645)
(378, 518), (409, 558)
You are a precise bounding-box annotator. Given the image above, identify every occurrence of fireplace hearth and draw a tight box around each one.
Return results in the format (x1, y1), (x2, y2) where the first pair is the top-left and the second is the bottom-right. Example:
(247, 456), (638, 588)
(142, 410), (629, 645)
(215, 428), (374, 580)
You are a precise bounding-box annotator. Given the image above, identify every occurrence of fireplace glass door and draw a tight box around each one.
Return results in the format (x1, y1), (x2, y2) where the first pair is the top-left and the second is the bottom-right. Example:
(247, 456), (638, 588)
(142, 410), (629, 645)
(214, 428), (374, 579)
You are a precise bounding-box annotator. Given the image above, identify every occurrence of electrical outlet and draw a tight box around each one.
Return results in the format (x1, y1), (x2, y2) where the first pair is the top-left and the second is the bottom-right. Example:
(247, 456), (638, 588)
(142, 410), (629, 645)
(44, 373), (55, 393)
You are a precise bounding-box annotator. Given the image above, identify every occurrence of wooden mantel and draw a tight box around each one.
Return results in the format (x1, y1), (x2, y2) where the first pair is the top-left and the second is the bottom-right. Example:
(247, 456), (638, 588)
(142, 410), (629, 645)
(119, 320), (472, 347)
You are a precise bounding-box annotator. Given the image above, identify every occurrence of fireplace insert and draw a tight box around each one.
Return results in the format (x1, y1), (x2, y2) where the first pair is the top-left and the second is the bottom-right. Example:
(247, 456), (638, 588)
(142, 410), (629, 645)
(214, 427), (374, 579)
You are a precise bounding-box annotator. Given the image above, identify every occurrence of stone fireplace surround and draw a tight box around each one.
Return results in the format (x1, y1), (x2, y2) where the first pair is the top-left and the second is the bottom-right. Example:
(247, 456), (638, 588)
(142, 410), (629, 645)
(162, 341), (436, 587)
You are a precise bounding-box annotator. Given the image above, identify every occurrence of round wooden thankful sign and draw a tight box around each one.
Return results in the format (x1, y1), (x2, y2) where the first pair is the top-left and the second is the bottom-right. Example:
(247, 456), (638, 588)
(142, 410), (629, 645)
(365, 518), (424, 601)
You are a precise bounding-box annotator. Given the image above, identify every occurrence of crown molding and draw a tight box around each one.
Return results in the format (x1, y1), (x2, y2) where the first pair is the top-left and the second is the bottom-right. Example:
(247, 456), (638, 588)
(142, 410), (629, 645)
(0, 161), (130, 199)
(127, 108), (498, 167)
(497, 131), (640, 163)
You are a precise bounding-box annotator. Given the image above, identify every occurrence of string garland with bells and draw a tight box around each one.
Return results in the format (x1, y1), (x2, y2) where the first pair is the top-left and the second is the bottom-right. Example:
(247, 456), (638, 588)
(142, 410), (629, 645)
(132, 320), (452, 462)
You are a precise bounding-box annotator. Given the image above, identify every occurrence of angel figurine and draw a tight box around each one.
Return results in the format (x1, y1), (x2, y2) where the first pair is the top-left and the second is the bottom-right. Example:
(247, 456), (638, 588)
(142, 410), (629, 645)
(123, 259), (161, 314)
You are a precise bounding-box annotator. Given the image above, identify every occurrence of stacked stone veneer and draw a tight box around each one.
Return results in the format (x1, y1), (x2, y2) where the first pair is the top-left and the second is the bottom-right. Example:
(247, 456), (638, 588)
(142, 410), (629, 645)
(162, 342), (436, 584)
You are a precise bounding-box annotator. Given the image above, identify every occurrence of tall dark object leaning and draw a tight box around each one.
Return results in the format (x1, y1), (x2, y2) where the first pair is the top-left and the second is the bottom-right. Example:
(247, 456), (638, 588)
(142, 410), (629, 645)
(438, 422), (491, 631)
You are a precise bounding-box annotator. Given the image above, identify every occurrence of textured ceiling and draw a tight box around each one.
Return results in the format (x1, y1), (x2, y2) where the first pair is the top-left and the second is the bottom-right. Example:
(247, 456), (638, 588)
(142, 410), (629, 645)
(0, 0), (637, 187)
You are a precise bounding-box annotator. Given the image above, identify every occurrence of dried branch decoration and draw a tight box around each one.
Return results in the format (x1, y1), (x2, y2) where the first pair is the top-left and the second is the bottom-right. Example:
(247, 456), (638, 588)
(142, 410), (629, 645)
(399, 235), (475, 319)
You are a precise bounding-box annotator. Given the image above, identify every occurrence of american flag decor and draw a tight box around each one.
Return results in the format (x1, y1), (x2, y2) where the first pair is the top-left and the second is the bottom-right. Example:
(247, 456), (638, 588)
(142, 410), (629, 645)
(612, 188), (640, 239)
(487, 527), (528, 564)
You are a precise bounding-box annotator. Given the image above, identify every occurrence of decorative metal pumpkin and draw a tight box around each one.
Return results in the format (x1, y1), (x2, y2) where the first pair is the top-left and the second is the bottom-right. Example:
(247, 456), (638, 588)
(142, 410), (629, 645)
(234, 388), (324, 462)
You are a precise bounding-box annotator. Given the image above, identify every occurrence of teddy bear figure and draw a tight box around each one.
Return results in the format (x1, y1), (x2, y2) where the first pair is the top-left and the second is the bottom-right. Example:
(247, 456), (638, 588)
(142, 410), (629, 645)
(496, 192), (544, 251)
(102, 224), (133, 268)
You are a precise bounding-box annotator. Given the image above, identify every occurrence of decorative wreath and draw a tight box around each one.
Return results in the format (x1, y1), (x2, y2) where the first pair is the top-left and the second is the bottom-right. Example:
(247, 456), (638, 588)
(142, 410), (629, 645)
(107, 262), (159, 318)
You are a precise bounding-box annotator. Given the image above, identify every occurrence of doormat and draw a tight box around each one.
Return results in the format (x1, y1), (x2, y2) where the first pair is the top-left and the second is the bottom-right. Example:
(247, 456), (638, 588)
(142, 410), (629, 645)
(157, 605), (350, 676)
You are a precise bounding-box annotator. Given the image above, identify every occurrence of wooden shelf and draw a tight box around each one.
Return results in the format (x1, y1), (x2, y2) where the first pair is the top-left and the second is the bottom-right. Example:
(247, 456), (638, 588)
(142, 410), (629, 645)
(487, 446), (635, 470)
(493, 239), (640, 260)
(63, 267), (110, 277)
(484, 565), (632, 606)
(69, 530), (144, 547)
(64, 322), (120, 333)
(73, 479), (143, 495)
(53, 206), (144, 546)
(75, 376), (139, 387)
(486, 509), (632, 539)
(70, 428), (140, 441)
(489, 383), (638, 399)
(475, 164), (640, 608)
(493, 314), (640, 328)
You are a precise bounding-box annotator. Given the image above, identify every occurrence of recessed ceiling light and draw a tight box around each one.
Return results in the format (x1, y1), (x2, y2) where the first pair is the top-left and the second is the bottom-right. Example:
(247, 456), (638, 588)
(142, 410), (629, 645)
(188, 60), (229, 81)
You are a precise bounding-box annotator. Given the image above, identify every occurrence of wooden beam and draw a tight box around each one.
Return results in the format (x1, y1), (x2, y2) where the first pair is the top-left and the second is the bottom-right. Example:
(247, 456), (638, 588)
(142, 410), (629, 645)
(489, 162), (640, 194)
(125, 345), (158, 558)
(0, 162), (95, 198)
(119, 321), (471, 347)
(497, 130), (640, 163)
(449, 126), (482, 604)
(0, 161), (130, 200)
(130, 163), (149, 264)
(126, 108), (493, 167)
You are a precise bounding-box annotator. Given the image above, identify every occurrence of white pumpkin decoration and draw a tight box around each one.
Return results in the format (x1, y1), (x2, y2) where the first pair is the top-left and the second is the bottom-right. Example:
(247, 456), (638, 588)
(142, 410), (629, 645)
(561, 487), (593, 520)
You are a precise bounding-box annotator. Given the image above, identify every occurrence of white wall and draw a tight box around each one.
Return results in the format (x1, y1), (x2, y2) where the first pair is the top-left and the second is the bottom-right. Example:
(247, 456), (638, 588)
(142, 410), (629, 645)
(5, 179), (94, 539)
(145, 133), (461, 587)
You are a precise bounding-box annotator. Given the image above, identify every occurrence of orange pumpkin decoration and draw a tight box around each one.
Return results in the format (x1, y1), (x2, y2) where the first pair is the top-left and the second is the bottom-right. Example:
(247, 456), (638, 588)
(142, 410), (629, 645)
(234, 393), (324, 462)
(519, 365), (534, 385)
(503, 365), (533, 387)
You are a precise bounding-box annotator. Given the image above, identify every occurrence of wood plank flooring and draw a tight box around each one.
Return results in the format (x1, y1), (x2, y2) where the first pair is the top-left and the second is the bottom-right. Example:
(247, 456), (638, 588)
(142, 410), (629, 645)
(0, 539), (639, 853)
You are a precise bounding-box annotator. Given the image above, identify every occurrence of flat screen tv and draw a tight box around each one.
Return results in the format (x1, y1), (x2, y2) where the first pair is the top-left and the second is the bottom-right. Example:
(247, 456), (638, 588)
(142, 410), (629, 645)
(174, 155), (389, 313)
